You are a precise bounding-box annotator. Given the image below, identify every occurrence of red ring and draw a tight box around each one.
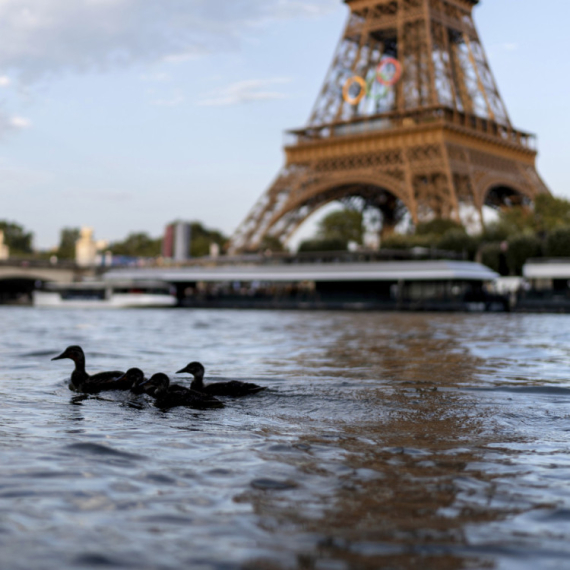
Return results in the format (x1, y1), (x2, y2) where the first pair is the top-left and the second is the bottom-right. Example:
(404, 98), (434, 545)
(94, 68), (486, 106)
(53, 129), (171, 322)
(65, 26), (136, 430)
(376, 57), (402, 86)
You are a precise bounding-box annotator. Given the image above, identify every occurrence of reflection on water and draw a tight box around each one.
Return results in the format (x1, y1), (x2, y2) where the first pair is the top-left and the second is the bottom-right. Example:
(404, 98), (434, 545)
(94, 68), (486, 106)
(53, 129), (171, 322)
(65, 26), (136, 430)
(1, 309), (570, 569)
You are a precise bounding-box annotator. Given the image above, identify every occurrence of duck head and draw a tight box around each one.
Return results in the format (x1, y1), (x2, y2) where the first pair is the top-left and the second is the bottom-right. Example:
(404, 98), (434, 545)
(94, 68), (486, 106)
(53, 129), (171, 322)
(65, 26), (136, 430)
(176, 361), (205, 379)
(143, 373), (170, 397)
(117, 368), (146, 393)
(52, 346), (85, 364)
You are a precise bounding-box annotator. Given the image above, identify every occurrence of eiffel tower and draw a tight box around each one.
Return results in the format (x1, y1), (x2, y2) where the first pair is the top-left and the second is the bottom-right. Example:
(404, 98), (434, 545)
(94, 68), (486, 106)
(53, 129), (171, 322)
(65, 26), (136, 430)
(229, 0), (549, 253)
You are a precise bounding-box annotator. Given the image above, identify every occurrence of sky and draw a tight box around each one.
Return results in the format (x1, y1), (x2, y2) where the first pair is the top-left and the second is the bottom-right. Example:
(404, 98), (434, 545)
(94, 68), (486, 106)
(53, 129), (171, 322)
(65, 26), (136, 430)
(0, 0), (567, 250)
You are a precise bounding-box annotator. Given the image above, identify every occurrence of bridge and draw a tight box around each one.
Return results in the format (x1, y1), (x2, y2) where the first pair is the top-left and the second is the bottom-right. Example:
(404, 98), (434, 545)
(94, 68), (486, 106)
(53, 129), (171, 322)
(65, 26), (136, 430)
(0, 260), (97, 303)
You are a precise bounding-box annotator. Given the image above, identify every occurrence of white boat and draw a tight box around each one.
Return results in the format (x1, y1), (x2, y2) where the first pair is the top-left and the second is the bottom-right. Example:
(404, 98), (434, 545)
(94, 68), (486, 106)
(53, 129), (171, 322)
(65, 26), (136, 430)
(33, 279), (177, 308)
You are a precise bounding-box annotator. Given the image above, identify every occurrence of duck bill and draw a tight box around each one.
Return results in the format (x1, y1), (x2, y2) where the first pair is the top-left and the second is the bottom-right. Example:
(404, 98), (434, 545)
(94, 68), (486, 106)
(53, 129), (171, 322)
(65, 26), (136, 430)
(136, 378), (157, 392)
(175, 368), (187, 374)
(51, 351), (67, 361)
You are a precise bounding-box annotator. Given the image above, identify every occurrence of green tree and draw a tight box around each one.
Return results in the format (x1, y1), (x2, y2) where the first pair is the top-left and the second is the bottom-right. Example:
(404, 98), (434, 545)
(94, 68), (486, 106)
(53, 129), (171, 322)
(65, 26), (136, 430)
(298, 237), (347, 252)
(545, 226), (570, 257)
(534, 194), (570, 232)
(259, 235), (284, 252)
(480, 242), (508, 275)
(506, 233), (542, 275)
(415, 218), (463, 236)
(381, 233), (434, 250)
(437, 228), (478, 259)
(317, 209), (364, 245)
(481, 221), (513, 242)
(0, 220), (33, 254)
(498, 206), (536, 234)
(493, 195), (570, 236)
(110, 233), (162, 257)
(57, 227), (80, 259)
(189, 222), (227, 257)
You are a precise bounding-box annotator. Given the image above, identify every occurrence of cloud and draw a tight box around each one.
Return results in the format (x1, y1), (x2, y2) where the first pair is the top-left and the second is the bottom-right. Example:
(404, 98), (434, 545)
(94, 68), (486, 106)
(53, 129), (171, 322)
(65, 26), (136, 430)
(502, 43), (518, 51)
(0, 76), (11, 87)
(0, 0), (338, 81)
(0, 112), (32, 135)
(9, 116), (32, 129)
(198, 78), (292, 107)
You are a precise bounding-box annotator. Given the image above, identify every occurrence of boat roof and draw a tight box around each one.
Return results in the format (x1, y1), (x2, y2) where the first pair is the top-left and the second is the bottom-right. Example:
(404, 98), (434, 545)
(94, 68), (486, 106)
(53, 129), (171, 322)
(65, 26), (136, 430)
(524, 258), (570, 279)
(104, 260), (498, 283)
(45, 279), (171, 289)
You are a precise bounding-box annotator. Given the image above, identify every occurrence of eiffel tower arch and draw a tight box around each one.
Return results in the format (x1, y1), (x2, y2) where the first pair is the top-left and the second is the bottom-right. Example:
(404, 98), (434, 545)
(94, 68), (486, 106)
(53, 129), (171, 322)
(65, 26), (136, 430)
(229, 0), (549, 253)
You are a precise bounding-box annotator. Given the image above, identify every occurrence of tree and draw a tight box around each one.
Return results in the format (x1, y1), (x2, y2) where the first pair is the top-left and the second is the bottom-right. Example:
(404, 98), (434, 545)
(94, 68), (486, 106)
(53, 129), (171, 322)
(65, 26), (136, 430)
(481, 221), (514, 242)
(498, 206), (536, 235)
(480, 242), (508, 276)
(298, 237), (347, 252)
(437, 228), (478, 259)
(109, 233), (162, 257)
(506, 234), (542, 275)
(317, 209), (364, 245)
(381, 233), (433, 249)
(415, 218), (463, 236)
(259, 235), (284, 252)
(188, 222), (227, 257)
(534, 194), (570, 232)
(494, 195), (570, 236)
(545, 226), (570, 257)
(0, 220), (33, 254)
(57, 227), (80, 259)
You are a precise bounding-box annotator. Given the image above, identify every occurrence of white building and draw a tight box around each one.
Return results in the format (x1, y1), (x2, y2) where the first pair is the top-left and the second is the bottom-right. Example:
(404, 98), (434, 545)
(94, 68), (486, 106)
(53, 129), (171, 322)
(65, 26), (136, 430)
(0, 230), (9, 260)
(75, 227), (108, 267)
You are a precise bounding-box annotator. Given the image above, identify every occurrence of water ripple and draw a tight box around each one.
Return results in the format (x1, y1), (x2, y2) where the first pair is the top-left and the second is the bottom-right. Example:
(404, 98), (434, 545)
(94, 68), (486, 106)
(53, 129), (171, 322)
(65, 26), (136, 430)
(0, 309), (570, 568)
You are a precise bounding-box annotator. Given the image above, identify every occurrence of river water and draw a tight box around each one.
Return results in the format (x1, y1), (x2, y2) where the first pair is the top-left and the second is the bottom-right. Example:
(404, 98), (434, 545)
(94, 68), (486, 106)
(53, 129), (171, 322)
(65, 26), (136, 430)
(1, 308), (570, 569)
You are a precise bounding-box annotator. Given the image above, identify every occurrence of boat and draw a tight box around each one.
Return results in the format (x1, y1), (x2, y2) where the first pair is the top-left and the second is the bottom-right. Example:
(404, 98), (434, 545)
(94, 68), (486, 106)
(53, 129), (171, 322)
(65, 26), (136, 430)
(33, 279), (177, 308)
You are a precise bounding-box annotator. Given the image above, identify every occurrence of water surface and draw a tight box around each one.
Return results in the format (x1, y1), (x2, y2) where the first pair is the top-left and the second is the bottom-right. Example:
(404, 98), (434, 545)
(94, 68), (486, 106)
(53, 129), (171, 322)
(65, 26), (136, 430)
(1, 308), (570, 569)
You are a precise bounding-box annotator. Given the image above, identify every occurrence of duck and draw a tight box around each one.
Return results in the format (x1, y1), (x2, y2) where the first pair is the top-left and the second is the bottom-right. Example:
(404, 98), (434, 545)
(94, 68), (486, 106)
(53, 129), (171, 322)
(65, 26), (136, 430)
(113, 368), (148, 395)
(51, 345), (127, 393)
(176, 361), (266, 397)
(141, 373), (225, 410)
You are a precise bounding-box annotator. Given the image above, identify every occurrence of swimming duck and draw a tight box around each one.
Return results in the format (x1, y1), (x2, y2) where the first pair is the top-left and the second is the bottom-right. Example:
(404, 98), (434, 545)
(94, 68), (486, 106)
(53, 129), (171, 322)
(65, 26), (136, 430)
(176, 361), (266, 397)
(142, 373), (225, 410)
(51, 345), (127, 393)
(114, 368), (148, 394)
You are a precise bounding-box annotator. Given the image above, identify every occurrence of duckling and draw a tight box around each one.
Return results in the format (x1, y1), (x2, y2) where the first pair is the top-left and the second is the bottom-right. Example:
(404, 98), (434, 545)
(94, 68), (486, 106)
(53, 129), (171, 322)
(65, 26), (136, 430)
(114, 368), (148, 395)
(176, 362), (266, 397)
(143, 373), (225, 410)
(51, 345), (126, 393)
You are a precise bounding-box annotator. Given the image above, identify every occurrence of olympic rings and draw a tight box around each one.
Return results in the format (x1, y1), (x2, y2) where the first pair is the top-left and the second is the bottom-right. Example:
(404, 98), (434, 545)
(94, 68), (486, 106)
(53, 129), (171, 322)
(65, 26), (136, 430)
(342, 75), (367, 105)
(342, 57), (403, 106)
(376, 57), (402, 86)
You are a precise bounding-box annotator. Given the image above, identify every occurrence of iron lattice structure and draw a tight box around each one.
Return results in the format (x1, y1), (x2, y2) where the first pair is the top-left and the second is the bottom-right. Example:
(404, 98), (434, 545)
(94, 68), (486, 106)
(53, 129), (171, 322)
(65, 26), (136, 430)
(230, 0), (549, 252)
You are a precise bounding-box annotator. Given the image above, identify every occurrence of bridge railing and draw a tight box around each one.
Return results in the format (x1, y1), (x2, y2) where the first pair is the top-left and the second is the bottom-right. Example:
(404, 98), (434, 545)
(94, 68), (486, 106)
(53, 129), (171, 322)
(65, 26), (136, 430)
(0, 258), (78, 269)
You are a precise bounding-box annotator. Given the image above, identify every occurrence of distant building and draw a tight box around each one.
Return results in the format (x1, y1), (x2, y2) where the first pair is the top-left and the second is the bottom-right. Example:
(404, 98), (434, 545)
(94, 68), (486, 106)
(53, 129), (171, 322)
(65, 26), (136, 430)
(0, 230), (9, 260)
(75, 227), (108, 267)
(163, 222), (191, 261)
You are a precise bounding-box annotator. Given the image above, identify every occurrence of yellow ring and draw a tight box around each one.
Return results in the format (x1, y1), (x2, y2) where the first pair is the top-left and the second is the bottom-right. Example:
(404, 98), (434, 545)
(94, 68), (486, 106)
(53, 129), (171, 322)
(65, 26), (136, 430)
(342, 76), (367, 105)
